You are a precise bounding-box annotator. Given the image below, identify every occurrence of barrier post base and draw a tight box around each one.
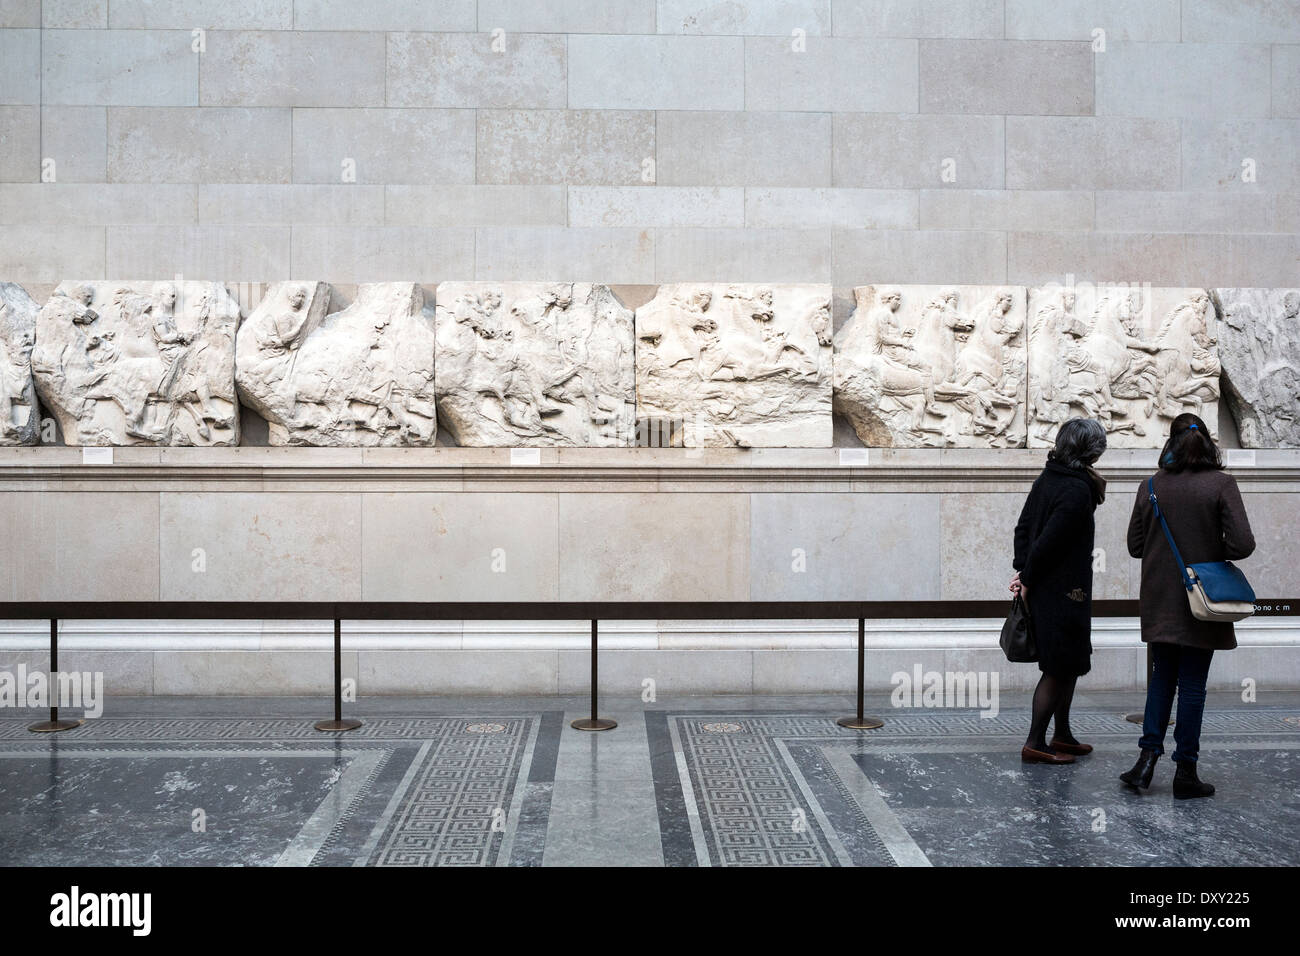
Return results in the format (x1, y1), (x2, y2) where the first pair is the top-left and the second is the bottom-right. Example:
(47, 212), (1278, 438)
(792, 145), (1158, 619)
(313, 718), (362, 733)
(1125, 712), (1171, 726)
(836, 716), (884, 730)
(570, 717), (617, 732)
(28, 718), (83, 733)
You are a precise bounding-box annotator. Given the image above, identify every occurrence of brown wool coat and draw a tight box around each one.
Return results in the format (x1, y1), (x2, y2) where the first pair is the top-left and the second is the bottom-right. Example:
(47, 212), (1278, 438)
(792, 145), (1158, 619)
(1127, 469), (1256, 650)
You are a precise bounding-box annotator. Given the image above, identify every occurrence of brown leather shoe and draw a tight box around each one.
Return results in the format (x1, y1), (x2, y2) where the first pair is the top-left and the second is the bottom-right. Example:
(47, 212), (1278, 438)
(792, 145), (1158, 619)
(1050, 738), (1094, 755)
(1021, 745), (1075, 764)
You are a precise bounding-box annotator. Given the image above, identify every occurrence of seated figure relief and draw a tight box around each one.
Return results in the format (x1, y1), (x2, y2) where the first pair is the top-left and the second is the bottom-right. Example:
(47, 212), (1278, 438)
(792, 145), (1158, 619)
(31, 280), (241, 446)
(834, 285), (1027, 447)
(0, 283), (40, 445)
(435, 282), (635, 446)
(236, 282), (438, 446)
(1027, 286), (1219, 448)
(635, 283), (833, 447)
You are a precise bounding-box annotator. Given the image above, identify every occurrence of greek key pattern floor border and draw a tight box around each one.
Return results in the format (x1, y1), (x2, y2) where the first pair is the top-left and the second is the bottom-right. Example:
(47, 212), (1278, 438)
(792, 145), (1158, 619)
(0, 713), (564, 868)
(669, 709), (1300, 740)
(650, 713), (908, 867)
(649, 708), (1300, 868)
(0, 715), (537, 741)
(360, 717), (533, 867)
(677, 716), (842, 866)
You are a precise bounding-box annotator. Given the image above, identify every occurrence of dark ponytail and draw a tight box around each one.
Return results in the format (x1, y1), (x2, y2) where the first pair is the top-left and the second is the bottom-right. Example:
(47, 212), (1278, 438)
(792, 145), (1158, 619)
(1158, 412), (1223, 473)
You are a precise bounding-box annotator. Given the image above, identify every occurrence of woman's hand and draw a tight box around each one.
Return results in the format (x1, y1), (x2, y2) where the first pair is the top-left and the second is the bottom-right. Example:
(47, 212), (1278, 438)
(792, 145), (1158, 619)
(1009, 572), (1027, 599)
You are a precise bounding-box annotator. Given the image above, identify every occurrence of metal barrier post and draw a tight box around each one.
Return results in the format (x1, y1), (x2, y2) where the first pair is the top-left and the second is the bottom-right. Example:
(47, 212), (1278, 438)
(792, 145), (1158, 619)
(28, 618), (83, 733)
(571, 619), (616, 731)
(837, 617), (884, 730)
(315, 617), (361, 732)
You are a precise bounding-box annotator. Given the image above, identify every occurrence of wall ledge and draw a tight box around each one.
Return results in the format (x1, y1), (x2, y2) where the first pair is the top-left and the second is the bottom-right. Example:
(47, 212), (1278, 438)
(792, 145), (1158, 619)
(0, 446), (1296, 491)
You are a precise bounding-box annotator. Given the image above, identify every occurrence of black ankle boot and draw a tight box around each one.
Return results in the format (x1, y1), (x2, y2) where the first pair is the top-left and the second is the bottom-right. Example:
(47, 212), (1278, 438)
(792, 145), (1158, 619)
(1120, 750), (1159, 789)
(1172, 761), (1215, 799)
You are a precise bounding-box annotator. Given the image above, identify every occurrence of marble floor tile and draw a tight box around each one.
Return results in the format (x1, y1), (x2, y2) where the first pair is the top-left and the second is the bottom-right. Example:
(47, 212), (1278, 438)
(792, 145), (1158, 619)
(0, 694), (1296, 866)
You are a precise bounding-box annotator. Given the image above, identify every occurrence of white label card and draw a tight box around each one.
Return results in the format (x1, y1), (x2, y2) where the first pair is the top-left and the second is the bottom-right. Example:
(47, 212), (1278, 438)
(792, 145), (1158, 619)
(82, 446), (113, 465)
(510, 448), (541, 466)
(1226, 450), (1256, 468)
(838, 449), (870, 466)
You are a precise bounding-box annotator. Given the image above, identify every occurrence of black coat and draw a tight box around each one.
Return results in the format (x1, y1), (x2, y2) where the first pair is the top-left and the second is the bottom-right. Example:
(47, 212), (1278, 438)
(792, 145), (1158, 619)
(1013, 460), (1101, 677)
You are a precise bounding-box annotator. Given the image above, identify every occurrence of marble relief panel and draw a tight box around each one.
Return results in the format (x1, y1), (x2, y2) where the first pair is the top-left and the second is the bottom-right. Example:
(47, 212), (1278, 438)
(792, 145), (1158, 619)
(835, 285), (1027, 448)
(435, 282), (635, 446)
(1027, 285), (1218, 448)
(0, 282), (40, 445)
(235, 282), (437, 446)
(1214, 288), (1300, 448)
(32, 280), (241, 446)
(635, 283), (833, 447)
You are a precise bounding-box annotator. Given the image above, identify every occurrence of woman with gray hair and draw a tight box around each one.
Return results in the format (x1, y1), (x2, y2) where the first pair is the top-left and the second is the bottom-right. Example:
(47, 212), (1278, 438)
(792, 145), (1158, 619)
(1011, 417), (1109, 763)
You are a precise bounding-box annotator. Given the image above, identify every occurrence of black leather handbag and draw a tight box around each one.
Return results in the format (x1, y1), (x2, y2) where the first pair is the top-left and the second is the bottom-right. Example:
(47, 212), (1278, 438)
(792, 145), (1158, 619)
(999, 595), (1037, 663)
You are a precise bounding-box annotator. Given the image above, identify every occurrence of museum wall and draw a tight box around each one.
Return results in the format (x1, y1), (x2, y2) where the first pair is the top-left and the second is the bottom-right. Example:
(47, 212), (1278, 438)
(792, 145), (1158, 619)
(0, 0), (1296, 289)
(1, 445), (1297, 695)
(1, 2), (1297, 694)
(2, 447), (1298, 603)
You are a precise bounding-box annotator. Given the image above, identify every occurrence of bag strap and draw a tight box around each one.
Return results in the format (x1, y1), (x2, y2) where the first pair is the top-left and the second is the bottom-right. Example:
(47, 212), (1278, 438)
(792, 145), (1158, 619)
(1148, 477), (1195, 592)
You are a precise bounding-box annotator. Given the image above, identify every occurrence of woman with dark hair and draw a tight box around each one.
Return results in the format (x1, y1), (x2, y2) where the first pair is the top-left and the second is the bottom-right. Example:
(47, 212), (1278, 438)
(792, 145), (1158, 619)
(1011, 417), (1108, 764)
(1121, 412), (1255, 798)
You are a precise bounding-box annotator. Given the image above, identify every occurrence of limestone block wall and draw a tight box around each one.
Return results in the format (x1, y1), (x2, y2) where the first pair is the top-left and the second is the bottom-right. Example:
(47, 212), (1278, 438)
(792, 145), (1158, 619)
(1, 3), (1297, 695)
(0, 446), (1296, 694)
(1, 2), (1296, 287)
(3, 445), (1297, 604)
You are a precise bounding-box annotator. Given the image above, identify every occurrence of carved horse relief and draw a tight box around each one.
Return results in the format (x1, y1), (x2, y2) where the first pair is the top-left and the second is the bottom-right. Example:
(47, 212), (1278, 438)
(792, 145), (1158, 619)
(1026, 286), (1218, 448)
(1153, 292), (1220, 419)
(436, 282), (635, 447)
(835, 285), (1027, 448)
(637, 283), (833, 447)
(33, 280), (242, 446)
(236, 282), (437, 447)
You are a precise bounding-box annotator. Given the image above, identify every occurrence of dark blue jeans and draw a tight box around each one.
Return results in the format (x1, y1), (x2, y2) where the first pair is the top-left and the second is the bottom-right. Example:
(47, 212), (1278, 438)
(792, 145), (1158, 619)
(1140, 642), (1214, 763)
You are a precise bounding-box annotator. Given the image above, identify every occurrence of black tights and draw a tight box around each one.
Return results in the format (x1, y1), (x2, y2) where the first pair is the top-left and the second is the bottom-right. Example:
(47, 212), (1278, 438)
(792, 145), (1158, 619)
(1026, 672), (1079, 751)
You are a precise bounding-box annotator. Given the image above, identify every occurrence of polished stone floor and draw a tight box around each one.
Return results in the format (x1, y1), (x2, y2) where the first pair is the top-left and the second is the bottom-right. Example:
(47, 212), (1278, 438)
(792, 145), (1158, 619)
(2, 692), (1297, 867)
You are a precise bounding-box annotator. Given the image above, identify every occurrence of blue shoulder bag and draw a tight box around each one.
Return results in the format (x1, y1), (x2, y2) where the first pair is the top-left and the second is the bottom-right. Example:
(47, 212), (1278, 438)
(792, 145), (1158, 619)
(1148, 477), (1255, 622)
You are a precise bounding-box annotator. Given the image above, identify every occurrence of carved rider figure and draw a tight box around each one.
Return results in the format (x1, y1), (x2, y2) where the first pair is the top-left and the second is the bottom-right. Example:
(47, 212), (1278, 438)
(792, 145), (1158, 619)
(257, 285), (312, 355)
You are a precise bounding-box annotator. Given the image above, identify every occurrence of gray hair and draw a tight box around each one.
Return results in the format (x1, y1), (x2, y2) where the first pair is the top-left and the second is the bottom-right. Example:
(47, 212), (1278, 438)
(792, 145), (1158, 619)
(1050, 417), (1107, 469)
